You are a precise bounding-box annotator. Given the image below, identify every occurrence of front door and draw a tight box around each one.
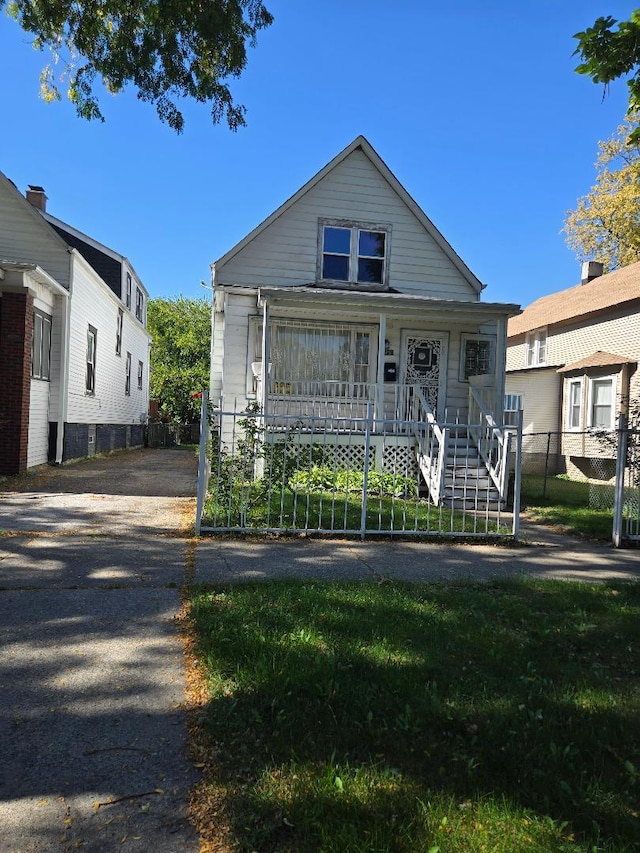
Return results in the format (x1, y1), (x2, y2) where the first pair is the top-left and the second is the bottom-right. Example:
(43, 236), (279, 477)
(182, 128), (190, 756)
(401, 331), (448, 419)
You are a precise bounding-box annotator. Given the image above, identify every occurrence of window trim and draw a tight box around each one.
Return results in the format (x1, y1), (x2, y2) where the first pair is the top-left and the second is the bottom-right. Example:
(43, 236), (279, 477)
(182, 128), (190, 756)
(587, 374), (616, 431)
(317, 219), (391, 287)
(86, 325), (97, 395)
(460, 334), (495, 382)
(135, 287), (144, 323)
(116, 307), (123, 356)
(32, 309), (52, 381)
(125, 351), (132, 396)
(525, 327), (547, 367)
(565, 378), (583, 431)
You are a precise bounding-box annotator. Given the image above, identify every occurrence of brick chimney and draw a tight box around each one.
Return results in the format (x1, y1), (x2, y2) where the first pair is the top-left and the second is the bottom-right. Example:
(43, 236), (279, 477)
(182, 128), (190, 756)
(581, 260), (604, 284)
(25, 185), (47, 212)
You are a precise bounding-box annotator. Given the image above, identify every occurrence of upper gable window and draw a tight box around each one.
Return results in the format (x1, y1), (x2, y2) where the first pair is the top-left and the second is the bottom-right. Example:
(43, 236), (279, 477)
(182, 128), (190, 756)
(525, 327), (547, 367)
(321, 223), (388, 285)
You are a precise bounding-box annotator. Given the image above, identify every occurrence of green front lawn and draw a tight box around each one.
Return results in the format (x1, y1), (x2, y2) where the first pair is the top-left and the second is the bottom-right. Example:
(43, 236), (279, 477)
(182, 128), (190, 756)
(187, 579), (640, 852)
(520, 475), (615, 540)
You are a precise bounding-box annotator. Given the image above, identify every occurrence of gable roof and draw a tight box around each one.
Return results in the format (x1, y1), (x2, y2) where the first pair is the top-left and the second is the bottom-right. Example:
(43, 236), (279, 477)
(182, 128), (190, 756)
(557, 351), (636, 373)
(508, 260), (640, 338)
(213, 135), (484, 294)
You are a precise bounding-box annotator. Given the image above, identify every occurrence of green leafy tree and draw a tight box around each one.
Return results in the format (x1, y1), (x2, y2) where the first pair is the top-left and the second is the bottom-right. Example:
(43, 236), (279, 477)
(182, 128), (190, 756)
(2, 0), (273, 132)
(147, 296), (210, 423)
(564, 114), (640, 271)
(574, 11), (640, 142)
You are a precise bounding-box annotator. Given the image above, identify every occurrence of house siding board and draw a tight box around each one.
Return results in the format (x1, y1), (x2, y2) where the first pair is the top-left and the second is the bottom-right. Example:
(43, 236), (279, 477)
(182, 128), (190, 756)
(505, 370), (561, 434)
(0, 180), (71, 289)
(217, 150), (475, 300)
(65, 256), (149, 424)
(27, 379), (50, 466)
(51, 224), (122, 297)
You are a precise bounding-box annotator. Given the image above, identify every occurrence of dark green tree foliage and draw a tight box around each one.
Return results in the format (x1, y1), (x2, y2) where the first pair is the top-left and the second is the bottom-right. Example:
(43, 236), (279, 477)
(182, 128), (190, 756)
(147, 296), (210, 423)
(574, 11), (640, 142)
(2, 0), (273, 131)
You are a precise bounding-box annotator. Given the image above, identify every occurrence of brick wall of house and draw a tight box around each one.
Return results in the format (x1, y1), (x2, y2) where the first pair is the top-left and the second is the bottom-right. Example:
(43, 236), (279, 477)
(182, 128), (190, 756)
(0, 291), (34, 475)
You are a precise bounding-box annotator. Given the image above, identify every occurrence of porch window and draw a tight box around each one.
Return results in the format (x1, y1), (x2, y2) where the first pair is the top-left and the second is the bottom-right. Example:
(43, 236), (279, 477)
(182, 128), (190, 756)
(461, 334), (494, 381)
(566, 379), (582, 430)
(320, 222), (388, 285)
(589, 377), (614, 429)
(32, 309), (52, 381)
(525, 327), (546, 367)
(252, 318), (375, 397)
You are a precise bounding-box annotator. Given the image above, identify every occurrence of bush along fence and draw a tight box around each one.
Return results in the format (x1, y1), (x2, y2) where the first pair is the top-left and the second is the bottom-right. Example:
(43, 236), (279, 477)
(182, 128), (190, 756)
(195, 392), (522, 539)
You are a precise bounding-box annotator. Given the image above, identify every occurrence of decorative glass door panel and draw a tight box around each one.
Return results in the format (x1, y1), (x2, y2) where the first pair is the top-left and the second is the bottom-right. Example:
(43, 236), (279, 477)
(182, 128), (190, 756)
(401, 331), (448, 418)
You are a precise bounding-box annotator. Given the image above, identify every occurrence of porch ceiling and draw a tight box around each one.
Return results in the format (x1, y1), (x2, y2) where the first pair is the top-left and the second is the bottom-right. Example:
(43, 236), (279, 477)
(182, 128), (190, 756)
(256, 285), (520, 322)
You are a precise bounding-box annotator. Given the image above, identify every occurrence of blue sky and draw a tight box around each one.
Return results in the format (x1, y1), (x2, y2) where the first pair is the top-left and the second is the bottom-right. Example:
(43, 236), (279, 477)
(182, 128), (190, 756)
(0, 2), (636, 309)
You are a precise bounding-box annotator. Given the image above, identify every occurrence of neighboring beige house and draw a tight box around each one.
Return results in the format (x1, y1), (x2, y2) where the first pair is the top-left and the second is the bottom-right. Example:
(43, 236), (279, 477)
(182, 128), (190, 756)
(505, 260), (640, 479)
(209, 135), (519, 506)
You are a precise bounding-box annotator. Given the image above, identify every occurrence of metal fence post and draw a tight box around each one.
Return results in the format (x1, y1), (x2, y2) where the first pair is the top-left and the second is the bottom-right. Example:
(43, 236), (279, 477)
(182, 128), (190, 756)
(360, 401), (373, 540)
(512, 408), (524, 539)
(195, 390), (210, 536)
(612, 413), (627, 548)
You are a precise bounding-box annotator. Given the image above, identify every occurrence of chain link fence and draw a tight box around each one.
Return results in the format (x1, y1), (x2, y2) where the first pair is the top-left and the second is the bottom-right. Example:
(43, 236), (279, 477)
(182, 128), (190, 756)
(520, 430), (618, 509)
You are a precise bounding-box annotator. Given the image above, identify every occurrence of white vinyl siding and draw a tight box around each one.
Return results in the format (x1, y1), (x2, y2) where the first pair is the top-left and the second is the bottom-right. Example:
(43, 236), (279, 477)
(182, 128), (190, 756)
(66, 254), (150, 423)
(0, 179), (71, 288)
(27, 380), (50, 467)
(216, 149), (476, 300)
(505, 369), (561, 434)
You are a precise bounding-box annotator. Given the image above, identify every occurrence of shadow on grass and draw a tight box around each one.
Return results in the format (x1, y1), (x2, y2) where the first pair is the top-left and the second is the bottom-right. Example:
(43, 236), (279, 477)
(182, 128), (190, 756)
(189, 578), (640, 851)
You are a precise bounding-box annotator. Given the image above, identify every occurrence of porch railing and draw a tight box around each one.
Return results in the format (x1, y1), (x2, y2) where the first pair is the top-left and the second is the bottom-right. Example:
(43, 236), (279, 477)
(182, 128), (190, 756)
(411, 386), (449, 505)
(468, 385), (512, 500)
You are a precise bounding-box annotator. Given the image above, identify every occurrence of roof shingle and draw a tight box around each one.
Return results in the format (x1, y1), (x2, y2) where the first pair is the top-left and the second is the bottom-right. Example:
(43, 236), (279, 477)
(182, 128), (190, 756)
(508, 261), (640, 338)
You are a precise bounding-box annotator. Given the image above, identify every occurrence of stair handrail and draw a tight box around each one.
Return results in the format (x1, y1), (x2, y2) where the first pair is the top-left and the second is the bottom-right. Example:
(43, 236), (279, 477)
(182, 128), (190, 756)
(412, 386), (448, 504)
(468, 385), (511, 498)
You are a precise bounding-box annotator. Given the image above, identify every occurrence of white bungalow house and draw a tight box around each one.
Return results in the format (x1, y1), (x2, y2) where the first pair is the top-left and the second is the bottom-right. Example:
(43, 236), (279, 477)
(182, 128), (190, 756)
(0, 174), (151, 476)
(208, 137), (519, 506)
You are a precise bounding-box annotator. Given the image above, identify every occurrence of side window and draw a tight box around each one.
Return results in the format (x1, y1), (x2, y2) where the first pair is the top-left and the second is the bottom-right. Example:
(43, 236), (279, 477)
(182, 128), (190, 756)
(86, 326), (97, 394)
(32, 309), (52, 380)
(504, 393), (523, 427)
(135, 287), (144, 323)
(566, 379), (582, 430)
(116, 308), (123, 356)
(590, 377), (614, 429)
(137, 360), (144, 391)
(126, 273), (132, 309)
(125, 352), (131, 396)
(525, 328), (547, 367)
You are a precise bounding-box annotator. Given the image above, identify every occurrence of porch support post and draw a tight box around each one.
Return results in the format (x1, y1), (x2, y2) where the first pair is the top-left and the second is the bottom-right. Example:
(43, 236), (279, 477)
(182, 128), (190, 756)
(494, 316), (506, 421)
(376, 313), (386, 424)
(260, 296), (270, 417)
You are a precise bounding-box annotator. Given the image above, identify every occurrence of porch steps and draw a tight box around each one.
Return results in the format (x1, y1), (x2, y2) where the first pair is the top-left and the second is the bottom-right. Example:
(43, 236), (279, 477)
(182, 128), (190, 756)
(418, 436), (505, 509)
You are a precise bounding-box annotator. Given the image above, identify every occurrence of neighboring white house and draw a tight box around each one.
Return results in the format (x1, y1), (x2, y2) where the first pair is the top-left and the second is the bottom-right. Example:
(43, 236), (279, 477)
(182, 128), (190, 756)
(0, 174), (151, 475)
(505, 260), (640, 479)
(208, 136), (519, 505)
